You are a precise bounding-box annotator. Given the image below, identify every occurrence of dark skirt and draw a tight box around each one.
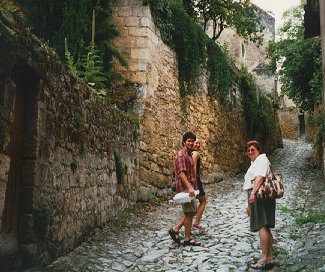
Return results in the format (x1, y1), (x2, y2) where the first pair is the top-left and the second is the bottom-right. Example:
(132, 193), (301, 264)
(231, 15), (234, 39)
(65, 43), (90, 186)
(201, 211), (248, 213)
(247, 189), (276, 232)
(197, 177), (205, 196)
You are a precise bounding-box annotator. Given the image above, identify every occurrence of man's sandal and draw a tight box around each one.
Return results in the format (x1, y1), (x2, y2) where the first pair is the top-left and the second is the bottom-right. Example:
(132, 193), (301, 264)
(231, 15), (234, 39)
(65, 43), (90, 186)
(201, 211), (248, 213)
(267, 256), (275, 265)
(168, 228), (180, 244)
(265, 258), (275, 270)
(183, 238), (201, 246)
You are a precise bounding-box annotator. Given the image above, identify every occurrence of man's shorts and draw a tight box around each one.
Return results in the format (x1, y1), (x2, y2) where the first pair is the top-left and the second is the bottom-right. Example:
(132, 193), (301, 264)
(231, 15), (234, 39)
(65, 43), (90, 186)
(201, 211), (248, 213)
(182, 198), (197, 214)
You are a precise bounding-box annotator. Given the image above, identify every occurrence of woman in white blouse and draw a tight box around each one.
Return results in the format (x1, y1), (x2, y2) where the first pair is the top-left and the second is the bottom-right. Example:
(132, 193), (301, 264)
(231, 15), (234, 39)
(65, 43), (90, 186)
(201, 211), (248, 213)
(244, 140), (275, 270)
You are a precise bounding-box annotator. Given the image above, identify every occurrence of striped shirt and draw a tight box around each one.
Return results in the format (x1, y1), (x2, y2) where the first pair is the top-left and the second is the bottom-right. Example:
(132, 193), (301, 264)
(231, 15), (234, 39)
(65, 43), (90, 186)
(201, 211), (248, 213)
(175, 147), (197, 192)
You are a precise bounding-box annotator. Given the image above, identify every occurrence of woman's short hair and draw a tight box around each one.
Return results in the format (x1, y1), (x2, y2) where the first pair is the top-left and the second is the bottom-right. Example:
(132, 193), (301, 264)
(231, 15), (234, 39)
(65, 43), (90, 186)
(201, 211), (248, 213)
(245, 140), (261, 152)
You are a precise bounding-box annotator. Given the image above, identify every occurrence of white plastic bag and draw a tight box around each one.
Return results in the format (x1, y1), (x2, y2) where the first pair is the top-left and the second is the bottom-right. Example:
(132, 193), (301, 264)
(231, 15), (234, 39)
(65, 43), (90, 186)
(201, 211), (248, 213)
(173, 190), (199, 204)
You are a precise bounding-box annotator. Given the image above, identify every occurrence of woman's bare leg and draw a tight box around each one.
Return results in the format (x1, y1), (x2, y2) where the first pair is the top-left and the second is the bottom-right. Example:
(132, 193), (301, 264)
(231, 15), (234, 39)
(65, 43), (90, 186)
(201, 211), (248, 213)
(194, 195), (207, 226)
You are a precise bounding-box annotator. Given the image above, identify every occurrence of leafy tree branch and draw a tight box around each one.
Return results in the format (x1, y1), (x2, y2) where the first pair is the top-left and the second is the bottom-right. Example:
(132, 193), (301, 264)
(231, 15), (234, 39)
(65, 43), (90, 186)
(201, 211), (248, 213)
(267, 5), (322, 112)
(183, 0), (265, 44)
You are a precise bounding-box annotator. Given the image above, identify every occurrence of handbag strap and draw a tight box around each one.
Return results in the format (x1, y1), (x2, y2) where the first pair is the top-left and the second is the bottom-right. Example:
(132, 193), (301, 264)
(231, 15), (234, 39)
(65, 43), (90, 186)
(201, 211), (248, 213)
(269, 164), (276, 179)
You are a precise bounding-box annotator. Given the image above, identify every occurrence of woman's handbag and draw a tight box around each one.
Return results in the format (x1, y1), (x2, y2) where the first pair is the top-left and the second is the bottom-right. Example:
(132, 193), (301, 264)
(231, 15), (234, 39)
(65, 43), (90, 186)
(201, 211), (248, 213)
(256, 169), (284, 200)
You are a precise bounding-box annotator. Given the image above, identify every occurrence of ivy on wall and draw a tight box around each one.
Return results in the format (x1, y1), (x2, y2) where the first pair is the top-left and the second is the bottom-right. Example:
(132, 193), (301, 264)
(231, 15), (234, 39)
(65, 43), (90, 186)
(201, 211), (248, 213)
(239, 68), (275, 144)
(206, 39), (233, 101)
(145, 0), (277, 140)
(143, 0), (233, 99)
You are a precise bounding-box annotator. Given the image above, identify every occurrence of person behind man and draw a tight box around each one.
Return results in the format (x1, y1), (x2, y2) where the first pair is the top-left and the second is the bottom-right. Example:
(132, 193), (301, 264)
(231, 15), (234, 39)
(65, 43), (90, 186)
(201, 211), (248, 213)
(169, 131), (201, 246)
(192, 138), (207, 233)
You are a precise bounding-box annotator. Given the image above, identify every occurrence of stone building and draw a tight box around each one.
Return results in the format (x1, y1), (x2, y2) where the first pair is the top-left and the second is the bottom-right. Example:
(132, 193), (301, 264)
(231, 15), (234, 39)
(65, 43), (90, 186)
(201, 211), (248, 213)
(215, 9), (276, 96)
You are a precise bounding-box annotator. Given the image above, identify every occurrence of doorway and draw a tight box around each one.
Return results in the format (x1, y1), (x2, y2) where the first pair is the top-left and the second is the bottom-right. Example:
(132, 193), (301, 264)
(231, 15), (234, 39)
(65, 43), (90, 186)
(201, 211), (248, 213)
(1, 83), (24, 233)
(298, 114), (306, 139)
(0, 59), (39, 264)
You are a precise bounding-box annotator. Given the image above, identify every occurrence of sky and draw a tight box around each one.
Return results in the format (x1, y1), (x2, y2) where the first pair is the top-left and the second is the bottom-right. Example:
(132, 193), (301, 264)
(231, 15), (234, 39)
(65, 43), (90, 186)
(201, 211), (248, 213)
(251, 0), (302, 30)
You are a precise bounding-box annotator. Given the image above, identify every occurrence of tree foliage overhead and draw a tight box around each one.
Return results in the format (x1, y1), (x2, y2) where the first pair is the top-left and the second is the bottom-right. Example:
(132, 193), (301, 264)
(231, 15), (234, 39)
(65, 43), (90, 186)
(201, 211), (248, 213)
(0, 0), (27, 43)
(15, 0), (127, 86)
(267, 5), (322, 112)
(182, 0), (265, 44)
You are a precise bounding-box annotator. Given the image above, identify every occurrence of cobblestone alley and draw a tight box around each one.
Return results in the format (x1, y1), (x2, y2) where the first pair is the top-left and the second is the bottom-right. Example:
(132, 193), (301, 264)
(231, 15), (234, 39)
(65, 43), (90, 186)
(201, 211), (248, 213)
(29, 139), (325, 272)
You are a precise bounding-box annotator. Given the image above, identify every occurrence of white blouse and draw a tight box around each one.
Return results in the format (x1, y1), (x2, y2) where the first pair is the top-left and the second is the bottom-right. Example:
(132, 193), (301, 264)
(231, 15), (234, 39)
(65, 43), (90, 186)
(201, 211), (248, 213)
(243, 153), (271, 191)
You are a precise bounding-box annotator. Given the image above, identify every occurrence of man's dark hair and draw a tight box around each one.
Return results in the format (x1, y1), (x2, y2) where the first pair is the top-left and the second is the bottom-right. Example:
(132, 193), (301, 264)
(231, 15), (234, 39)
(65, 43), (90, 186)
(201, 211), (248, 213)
(182, 131), (196, 145)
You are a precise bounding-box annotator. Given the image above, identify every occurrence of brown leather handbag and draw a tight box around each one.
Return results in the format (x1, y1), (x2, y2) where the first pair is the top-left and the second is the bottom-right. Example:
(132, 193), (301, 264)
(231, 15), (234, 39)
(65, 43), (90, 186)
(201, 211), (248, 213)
(256, 169), (284, 200)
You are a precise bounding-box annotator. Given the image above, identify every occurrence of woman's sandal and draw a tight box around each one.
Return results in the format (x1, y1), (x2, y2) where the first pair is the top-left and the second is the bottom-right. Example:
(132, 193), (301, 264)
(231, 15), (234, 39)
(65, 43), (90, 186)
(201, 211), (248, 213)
(250, 259), (267, 269)
(183, 238), (201, 246)
(192, 224), (206, 233)
(168, 228), (180, 244)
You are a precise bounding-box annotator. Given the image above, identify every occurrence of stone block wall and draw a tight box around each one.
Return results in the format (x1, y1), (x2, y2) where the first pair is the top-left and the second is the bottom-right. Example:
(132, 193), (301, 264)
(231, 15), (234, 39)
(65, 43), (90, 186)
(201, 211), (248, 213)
(305, 112), (315, 143)
(0, 30), (139, 265)
(278, 96), (315, 142)
(278, 107), (300, 139)
(111, 0), (280, 191)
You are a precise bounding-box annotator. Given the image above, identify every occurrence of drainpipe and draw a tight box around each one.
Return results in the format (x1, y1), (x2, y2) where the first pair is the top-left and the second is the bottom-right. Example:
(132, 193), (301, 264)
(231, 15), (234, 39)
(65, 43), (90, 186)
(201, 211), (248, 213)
(319, 0), (325, 172)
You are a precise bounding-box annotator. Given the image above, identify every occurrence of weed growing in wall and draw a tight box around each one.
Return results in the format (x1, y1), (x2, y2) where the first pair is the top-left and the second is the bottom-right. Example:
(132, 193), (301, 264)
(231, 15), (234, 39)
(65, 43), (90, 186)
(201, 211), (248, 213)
(133, 158), (138, 166)
(34, 206), (50, 241)
(124, 111), (140, 126)
(114, 150), (124, 184)
(0, 124), (5, 152)
(80, 143), (87, 155)
(70, 159), (78, 172)
(147, 191), (157, 202)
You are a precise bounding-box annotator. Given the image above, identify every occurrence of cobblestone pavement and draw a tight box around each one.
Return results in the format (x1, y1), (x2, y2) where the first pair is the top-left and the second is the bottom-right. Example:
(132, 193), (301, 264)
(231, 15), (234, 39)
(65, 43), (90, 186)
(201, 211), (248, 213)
(29, 139), (325, 272)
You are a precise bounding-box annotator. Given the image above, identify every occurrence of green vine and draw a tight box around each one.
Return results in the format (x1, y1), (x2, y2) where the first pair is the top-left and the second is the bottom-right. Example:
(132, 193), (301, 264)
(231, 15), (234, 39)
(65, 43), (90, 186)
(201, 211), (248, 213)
(144, 0), (233, 97)
(316, 116), (325, 143)
(239, 68), (274, 143)
(206, 39), (233, 101)
(309, 114), (325, 146)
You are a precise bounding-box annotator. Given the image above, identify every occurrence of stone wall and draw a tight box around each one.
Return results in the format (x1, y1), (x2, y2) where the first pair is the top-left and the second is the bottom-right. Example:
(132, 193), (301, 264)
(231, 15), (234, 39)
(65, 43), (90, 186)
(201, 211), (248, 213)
(305, 112), (316, 143)
(0, 29), (139, 266)
(111, 0), (281, 193)
(278, 95), (315, 142)
(278, 107), (300, 139)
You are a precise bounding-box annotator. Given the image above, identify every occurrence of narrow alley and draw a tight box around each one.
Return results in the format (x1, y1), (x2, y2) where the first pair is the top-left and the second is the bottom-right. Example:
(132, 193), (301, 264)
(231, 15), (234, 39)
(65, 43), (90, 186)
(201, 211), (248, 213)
(29, 139), (325, 272)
